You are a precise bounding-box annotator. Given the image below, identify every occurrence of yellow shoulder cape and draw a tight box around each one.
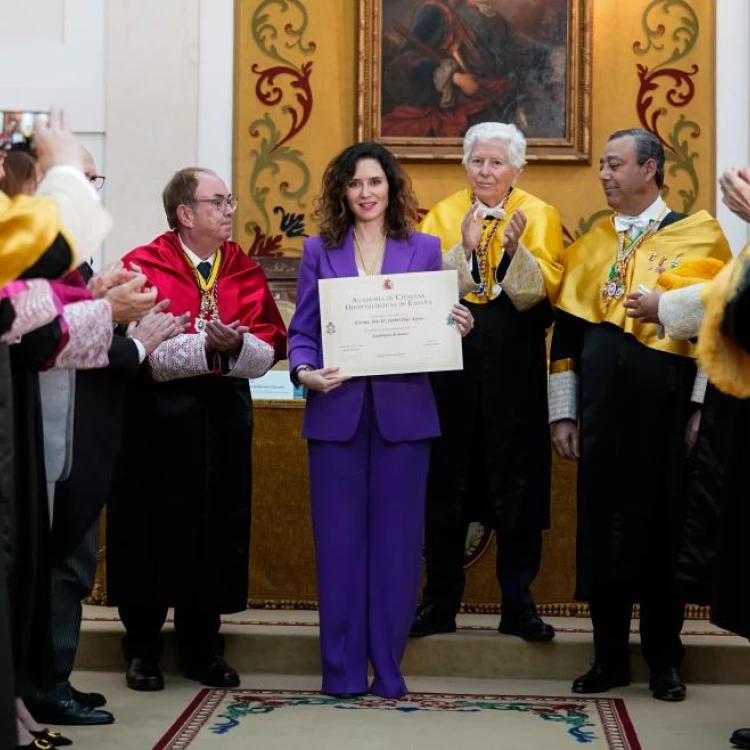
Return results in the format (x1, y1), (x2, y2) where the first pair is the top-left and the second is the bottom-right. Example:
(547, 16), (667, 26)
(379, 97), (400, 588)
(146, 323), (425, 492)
(0, 191), (67, 286)
(557, 210), (732, 357)
(419, 187), (564, 304)
(698, 244), (750, 396)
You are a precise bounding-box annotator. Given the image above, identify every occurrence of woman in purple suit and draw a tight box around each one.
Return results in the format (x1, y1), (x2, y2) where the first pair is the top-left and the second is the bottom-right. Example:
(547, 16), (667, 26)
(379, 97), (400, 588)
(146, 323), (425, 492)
(289, 142), (473, 699)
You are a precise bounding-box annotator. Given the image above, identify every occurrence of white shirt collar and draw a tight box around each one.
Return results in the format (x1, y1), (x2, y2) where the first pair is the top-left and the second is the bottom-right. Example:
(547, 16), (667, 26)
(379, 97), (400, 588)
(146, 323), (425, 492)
(178, 235), (215, 267)
(614, 195), (670, 234)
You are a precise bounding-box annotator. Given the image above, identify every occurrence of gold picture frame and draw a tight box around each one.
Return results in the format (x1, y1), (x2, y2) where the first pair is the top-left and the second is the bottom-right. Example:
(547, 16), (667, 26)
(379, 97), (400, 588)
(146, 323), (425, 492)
(357, 0), (592, 163)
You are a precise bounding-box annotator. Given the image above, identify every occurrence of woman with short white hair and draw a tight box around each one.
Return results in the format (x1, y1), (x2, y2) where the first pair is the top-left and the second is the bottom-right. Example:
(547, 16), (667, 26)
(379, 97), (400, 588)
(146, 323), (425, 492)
(411, 121), (564, 642)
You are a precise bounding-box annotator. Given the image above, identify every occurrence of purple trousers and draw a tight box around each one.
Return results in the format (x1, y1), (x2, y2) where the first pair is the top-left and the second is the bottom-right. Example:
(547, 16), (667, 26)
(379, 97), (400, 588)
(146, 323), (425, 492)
(307, 388), (430, 698)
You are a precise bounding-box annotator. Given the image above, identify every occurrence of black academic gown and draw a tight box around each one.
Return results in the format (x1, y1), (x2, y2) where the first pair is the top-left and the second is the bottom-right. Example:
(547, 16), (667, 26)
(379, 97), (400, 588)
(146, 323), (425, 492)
(427, 251), (553, 532)
(0, 212), (79, 741)
(701, 388), (750, 638)
(106, 372), (254, 614)
(550, 214), (700, 601)
(675, 252), (750, 635)
(675, 385), (737, 610)
(8, 320), (62, 694)
(0, 301), (17, 750)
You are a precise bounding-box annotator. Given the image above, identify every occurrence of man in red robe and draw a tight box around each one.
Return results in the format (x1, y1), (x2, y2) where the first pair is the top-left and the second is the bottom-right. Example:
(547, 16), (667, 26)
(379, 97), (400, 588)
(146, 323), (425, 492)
(106, 168), (287, 691)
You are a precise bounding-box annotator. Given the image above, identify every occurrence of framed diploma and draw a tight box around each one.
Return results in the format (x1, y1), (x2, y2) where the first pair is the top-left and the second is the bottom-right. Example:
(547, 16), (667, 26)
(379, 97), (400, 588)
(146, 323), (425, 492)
(318, 269), (463, 377)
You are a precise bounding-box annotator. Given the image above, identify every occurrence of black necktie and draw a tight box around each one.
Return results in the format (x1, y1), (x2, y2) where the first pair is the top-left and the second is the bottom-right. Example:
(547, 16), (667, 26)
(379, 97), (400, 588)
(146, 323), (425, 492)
(197, 261), (212, 281)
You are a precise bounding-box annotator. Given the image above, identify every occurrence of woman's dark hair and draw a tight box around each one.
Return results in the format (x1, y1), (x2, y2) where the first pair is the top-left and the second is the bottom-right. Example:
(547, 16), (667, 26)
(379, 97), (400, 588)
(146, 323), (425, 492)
(313, 142), (419, 248)
(0, 149), (37, 197)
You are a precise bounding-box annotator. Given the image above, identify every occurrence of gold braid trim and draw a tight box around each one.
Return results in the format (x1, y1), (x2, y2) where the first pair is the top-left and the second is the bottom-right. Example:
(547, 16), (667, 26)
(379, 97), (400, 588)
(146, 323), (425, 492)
(549, 358), (576, 374)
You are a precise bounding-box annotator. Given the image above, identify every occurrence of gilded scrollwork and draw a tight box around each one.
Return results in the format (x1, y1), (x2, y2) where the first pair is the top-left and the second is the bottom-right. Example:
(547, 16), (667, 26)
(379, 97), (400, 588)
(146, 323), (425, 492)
(244, 0), (316, 256)
(634, 0), (701, 213)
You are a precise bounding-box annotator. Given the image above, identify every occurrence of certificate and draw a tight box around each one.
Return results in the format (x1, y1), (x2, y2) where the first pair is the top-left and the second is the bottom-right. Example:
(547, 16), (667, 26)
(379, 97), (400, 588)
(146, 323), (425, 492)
(318, 269), (463, 377)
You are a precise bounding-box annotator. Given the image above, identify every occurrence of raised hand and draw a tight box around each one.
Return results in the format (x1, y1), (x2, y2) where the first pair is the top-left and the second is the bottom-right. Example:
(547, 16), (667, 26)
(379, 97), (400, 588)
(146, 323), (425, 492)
(105, 275), (158, 323)
(33, 107), (84, 175)
(461, 201), (485, 258)
(502, 210), (527, 258)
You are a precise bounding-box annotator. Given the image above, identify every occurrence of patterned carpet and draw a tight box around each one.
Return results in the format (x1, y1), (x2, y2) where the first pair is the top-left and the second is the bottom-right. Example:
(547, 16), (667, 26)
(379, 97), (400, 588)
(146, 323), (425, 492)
(153, 689), (642, 749)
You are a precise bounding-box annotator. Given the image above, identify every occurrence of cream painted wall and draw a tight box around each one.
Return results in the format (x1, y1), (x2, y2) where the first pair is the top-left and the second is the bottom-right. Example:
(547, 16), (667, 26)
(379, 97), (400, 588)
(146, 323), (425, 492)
(105, 0), (234, 263)
(0, 0), (233, 266)
(716, 0), (750, 252)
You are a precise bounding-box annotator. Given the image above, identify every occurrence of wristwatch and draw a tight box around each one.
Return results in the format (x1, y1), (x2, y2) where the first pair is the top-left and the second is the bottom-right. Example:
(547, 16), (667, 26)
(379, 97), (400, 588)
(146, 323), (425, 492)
(291, 364), (314, 387)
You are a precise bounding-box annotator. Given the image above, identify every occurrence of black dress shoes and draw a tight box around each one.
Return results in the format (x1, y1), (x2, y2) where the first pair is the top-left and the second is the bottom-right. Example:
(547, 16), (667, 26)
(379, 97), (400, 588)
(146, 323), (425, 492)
(498, 610), (555, 642)
(409, 602), (457, 638)
(649, 667), (686, 702)
(24, 697), (115, 726)
(572, 663), (631, 694)
(126, 657), (165, 691)
(730, 727), (750, 748)
(71, 686), (107, 708)
(184, 657), (240, 688)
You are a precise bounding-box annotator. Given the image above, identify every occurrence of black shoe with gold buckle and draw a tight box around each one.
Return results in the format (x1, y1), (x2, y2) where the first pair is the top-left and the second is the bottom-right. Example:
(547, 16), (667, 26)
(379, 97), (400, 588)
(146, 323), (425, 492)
(30, 729), (72, 747)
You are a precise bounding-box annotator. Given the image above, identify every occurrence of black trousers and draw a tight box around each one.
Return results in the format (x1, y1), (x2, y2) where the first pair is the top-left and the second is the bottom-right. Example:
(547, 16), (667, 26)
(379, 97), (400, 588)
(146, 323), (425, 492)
(31, 521), (99, 702)
(589, 584), (685, 674)
(118, 604), (222, 669)
(422, 520), (542, 621)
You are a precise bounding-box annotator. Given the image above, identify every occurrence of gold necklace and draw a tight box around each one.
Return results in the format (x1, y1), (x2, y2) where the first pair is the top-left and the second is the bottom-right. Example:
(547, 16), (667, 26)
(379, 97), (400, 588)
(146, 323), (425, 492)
(474, 219), (502, 298)
(354, 231), (386, 276)
(469, 191), (510, 299)
(600, 206), (668, 308)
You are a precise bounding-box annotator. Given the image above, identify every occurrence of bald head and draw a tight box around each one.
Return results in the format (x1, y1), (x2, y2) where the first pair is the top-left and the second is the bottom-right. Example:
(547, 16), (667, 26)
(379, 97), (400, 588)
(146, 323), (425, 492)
(79, 146), (96, 181)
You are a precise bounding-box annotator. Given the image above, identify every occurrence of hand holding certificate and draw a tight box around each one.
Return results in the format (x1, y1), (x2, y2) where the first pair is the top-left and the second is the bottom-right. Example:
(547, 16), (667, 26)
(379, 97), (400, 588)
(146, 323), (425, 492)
(318, 269), (464, 377)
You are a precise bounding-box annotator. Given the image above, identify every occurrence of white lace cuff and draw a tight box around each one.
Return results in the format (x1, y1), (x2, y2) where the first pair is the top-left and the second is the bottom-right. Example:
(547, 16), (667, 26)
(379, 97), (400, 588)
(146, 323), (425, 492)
(55, 299), (112, 369)
(149, 333), (211, 382)
(549, 370), (578, 423)
(1, 280), (60, 341)
(442, 243), (477, 299)
(501, 243), (546, 311)
(658, 284), (705, 340)
(226, 333), (275, 379)
(691, 367), (708, 404)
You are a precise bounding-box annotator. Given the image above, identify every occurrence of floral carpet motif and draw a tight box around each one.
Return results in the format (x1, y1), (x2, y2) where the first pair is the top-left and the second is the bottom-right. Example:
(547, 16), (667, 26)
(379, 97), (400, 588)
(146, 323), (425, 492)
(154, 690), (641, 749)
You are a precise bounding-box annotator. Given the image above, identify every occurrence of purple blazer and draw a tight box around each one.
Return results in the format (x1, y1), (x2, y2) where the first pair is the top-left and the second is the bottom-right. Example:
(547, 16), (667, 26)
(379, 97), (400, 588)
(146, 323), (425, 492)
(289, 228), (443, 443)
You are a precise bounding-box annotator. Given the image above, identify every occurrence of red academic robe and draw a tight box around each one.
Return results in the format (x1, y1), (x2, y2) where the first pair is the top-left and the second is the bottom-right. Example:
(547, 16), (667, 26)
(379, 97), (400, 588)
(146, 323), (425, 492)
(107, 231), (287, 614)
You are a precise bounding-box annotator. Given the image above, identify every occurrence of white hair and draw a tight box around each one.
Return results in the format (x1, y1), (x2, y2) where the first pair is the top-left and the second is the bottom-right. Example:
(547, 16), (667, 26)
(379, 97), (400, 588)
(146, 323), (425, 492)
(462, 122), (527, 170)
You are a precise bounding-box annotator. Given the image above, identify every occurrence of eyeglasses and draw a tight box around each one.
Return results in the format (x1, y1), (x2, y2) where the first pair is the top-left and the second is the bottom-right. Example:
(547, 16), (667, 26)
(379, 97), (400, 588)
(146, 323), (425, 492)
(89, 175), (106, 191)
(187, 195), (238, 211)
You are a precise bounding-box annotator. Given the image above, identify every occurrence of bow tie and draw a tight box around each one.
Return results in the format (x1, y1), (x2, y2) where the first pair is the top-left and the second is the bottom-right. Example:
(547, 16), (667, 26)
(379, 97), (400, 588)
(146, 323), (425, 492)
(614, 214), (651, 235)
(475, 204), (506, 221)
